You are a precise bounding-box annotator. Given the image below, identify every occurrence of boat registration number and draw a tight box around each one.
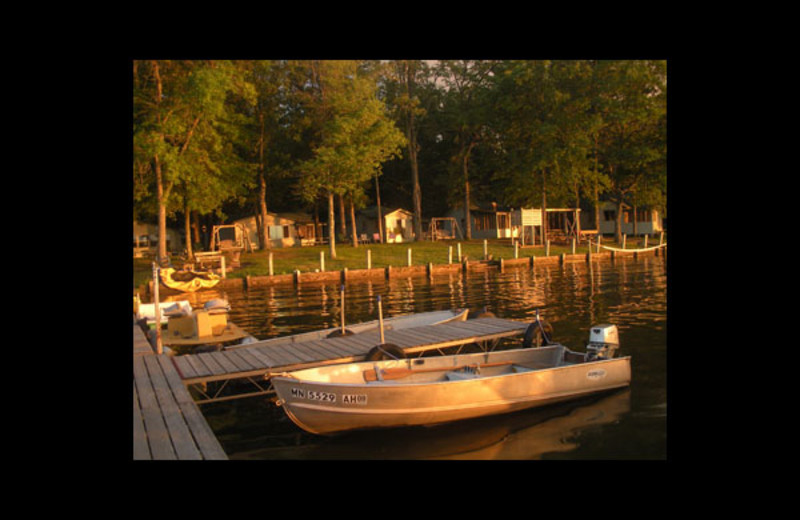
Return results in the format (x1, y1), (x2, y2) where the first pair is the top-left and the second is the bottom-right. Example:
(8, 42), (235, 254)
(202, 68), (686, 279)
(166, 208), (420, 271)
(291, 387), (368, 405)
(292, 388), (336, 402)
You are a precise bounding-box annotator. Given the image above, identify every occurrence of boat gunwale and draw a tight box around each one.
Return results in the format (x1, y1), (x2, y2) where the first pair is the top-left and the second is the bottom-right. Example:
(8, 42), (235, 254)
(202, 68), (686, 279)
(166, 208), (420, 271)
(271, 347), (630, 389)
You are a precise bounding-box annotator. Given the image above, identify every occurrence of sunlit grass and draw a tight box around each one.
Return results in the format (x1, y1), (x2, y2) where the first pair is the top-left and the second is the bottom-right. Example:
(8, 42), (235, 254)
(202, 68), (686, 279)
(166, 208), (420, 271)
(133, 235), (662, 288)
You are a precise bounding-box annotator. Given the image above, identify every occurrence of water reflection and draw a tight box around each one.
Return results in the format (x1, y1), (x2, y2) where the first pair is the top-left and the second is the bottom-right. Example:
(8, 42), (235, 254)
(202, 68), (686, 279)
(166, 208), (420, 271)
(154, 255), (666, 459)
(225, 389), (631, 460)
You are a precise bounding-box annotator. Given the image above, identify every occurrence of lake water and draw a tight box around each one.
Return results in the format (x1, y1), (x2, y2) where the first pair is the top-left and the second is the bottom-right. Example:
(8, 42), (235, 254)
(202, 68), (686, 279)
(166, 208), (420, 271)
(164, 254), (667, 460)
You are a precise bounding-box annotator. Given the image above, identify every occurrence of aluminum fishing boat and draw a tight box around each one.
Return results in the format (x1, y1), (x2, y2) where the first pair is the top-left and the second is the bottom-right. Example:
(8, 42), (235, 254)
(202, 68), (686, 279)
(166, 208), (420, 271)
(271, 323), (631, 435)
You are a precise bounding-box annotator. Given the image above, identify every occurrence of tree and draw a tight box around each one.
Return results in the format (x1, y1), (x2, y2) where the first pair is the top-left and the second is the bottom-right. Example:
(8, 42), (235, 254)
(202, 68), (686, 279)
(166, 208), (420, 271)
(385, 60), (428, 241)
(227, 60), (298, 251)
(297, 60), (405, 258)
(133, 60), (247, 262)
(594, 60), (667, 242)
(435, 60), (498, 239)
(490, 60), (565, 239)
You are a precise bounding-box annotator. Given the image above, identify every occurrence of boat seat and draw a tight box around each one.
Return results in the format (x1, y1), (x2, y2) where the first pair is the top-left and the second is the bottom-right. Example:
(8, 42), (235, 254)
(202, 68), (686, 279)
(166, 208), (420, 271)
(445, 370), (481, 381)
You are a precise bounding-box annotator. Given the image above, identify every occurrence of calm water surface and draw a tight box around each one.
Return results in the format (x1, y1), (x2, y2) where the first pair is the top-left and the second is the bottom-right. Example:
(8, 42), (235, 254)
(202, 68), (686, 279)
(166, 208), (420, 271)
(161, 254), (667, 460)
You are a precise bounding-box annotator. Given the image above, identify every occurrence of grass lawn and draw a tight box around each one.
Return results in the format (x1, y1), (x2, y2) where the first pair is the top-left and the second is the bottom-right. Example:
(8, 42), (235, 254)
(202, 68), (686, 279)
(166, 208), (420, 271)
(133, 236), (660, 289)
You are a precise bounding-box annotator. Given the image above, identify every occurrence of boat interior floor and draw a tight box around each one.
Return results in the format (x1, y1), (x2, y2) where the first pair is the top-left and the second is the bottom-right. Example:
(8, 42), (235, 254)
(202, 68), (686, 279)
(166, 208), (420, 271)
(366, 359), (581, 385)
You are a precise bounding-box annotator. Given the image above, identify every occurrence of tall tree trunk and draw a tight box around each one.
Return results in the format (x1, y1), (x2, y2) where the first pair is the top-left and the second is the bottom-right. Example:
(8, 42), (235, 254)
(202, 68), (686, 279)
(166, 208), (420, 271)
(328, 190), (337, 259)
(191, 212), (200, 248)
(338, 193), (347, 239)
(349, 197), (358, 247)
(375, 172), (384, 243)
(183, 196), (193, 260)
(155, 154), (168, 264)
(258, 113), (270, 250)
(151, 60), (168, 265)
(463, 140), (476, 240)
(313, 201), (321, 243)
(593, 133), (601, 231)
(594, 184), (601, 232)
(405, 61), (423, 242)
(541, 167), (548, 244)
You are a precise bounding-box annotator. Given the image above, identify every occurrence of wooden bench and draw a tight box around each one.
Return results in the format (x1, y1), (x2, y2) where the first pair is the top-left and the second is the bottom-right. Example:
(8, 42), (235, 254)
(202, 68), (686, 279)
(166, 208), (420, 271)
(194, 252), (223, 269)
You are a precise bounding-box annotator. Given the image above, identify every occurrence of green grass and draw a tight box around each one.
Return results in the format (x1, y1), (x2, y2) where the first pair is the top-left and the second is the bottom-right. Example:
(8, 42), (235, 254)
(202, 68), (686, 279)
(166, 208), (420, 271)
(133, 235), (662, 289)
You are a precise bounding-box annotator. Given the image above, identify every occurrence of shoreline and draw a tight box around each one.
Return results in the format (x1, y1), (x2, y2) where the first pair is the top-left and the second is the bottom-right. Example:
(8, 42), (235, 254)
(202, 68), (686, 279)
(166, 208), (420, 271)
(142, 245), (666, 297)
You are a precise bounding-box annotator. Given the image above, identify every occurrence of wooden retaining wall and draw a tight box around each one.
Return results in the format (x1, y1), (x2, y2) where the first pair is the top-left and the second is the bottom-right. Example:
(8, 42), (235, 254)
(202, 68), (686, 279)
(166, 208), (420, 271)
(147, 246), (665, 295)
(221, 246), (664, 290)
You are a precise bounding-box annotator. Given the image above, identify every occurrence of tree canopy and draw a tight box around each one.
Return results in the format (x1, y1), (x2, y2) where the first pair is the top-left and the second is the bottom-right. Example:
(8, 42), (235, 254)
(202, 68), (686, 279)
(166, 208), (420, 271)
(133, 59), (667, 258)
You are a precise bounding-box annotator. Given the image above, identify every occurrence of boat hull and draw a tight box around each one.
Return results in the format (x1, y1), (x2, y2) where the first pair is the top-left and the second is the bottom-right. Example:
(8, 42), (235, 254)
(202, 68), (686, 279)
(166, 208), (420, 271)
(271, 347), (631, 435)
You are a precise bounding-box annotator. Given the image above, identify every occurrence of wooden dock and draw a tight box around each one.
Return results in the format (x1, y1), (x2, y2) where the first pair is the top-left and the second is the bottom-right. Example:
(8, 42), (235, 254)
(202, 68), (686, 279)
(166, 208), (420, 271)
(133, 316), (532, 455)
(133, 325), (228, 460)
(172, 318), (530, 402)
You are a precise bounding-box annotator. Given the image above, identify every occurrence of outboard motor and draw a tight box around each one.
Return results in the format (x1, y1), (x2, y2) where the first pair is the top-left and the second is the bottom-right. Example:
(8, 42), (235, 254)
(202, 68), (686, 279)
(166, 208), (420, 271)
(586, 324), (619, 361)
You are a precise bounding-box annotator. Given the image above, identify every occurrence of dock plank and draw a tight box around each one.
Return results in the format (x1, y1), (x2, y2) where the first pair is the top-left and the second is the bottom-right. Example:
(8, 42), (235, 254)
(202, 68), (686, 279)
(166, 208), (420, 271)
(133, 325), (154, 356)
(171, 356), (198, 380)
(384, 329), (429, 348)
(156, 356), (227, 460)
(196, 352), (228, 376)
(248, 346), (282, 367)
(133, 383), (150, 459)
(133, 329), (228, 460)
(276, 341), (319, 363)
(307, 338), (363, 358)
(254, 345), (306, 367)
(224, 350), (261, 372)
(133, 356), (176, 460)
(143, 355), (202, 460)
(333, 334), (380, 350)
(185, 353), (214, 378)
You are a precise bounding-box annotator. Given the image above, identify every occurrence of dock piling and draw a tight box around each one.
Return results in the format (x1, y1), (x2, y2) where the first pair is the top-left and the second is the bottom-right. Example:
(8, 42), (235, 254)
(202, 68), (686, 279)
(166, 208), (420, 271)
(377, 295), (385, 344)
(152, 262), (162, 354)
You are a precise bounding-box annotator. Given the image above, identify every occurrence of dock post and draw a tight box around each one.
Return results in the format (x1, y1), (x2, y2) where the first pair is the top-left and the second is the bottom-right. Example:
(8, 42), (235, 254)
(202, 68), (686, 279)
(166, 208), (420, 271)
(457, 242), (462, 262)
(448, 246), (453, 265)
(340, 284), (346, 334)
(545, 240), (550, 257)
(367, 249), (371, 269)
(483, 239), (488, 260)
(220, 255), (226, 279)
(407, 248), (412, 267)
(268, 252), (273, 276)
(377, 295), (385, 344)
(320, 251), (325, 272)
(152, 262), (162, 354)
(515, 241), (519, 259)
(571, 238), (576, 255)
